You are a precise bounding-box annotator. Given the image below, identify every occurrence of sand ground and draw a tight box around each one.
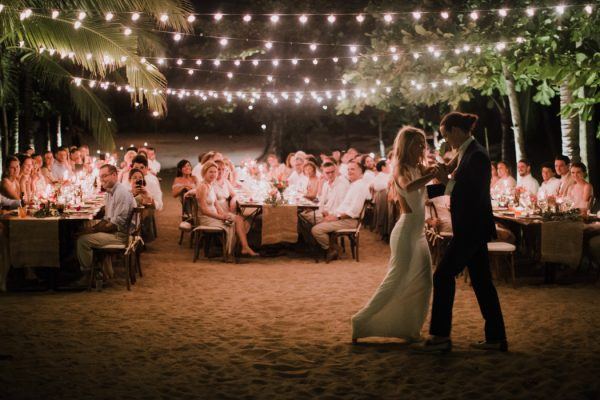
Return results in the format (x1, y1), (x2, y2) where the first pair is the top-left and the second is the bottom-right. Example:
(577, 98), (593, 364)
(1, 152), (599, 399)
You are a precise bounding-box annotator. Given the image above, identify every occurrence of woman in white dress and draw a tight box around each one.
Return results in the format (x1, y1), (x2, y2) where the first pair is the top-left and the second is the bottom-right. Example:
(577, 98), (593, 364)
(352, 126), (438, 343)
(213, 159), (237, 213)
(197, 162), (258, 258)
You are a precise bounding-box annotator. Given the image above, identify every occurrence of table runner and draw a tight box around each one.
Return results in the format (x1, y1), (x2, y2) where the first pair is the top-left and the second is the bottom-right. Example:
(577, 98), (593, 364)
(540, 221), (584, 268)
(261, 205), (298, 245)
(9, 219), (60, 268)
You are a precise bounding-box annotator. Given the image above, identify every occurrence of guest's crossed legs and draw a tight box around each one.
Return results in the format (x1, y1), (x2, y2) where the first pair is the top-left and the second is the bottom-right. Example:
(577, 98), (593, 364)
(430, 239), (506, 342)
(311, 219), (357, 250)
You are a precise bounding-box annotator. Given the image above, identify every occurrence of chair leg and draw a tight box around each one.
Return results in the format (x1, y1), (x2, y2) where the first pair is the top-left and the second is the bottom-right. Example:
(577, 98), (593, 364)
(355, 235), (360, 262)
(340, 237), (346, 253)
(136, 250), (142, 277)
(193, 232), (201, 262)
(189, 231), (194, 248)
(510, 253), (516, 287)
(87, 253), (97, 291)
(178, 230), (184, 245)
(124, 254), (131, 291)
(222, 233), (228, 263)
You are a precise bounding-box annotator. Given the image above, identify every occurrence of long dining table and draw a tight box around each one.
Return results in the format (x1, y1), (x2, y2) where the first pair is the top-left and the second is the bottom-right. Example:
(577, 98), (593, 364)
(0, 195), (104, 290)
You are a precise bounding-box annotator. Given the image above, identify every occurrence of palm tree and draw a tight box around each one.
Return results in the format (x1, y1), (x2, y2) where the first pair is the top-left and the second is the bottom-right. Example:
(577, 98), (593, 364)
(0, 0), (193, 155)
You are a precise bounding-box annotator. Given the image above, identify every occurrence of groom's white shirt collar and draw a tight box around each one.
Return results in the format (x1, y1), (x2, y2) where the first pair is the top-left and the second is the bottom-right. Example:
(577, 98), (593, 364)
(444, 136), (475, 196)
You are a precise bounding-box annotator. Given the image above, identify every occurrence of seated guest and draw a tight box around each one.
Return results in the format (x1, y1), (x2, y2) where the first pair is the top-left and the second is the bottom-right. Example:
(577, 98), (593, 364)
(555, 154), (575, 197)
(331, 150), (342, 164)
(567, 162), (594, 213)
(70, 148), (84, 172)
(360, 154), (376, 183)
(131, 155), (163, 211)
(146, 147), (161, 175)
(74, 164), (137, 285)
(371, 159), (391, 192)
(0, 192), (21, 209)
(172, 159), (198, 198)
(51, 147), (71, 181)
(318, 161), (350, 219)
(197, 162), (258, 257)
(79, 144), (90, 159)
(303, 162), (320, 200)
(266, 154), (285, 180)
(19, 155), (36, 203)
(82, 155), (94, 175)
(284, 152), (295, 176)
(213, 159), (237, 213)
(223, 158), (239, 187)
(1, 156), (21, 200)
(490, 162), (499, 188)
(288, 151), (308, 189)
(41, 151), (56, 184)
(311, 160), (371, 261)
(118, 150), (137, 183)
(516, 159), (539, 195)
(426, 196), (452, 235)
(31, 154), (47, 195)
(339, 148), (358, 179)
(129, 169), (155, 208)
(537, 162), (561, 198)
(491, 161), (516, 192)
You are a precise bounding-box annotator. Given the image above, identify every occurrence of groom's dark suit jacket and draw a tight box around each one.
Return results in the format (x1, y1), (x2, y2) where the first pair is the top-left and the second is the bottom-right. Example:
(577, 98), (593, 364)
(431, 139), (497, 243)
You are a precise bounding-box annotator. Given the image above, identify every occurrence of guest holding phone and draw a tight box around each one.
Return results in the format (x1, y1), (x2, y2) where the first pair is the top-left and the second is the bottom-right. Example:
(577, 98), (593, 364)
(129, 169), (154, 208)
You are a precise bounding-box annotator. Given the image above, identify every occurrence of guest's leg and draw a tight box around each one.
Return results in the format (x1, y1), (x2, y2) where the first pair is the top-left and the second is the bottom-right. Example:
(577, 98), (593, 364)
(429, 240), (471, 338)
(311, 219), (356, 250)
(77, 232), (128, 271)
(466, 242), (507, 342)
(233, 215), (256, 254)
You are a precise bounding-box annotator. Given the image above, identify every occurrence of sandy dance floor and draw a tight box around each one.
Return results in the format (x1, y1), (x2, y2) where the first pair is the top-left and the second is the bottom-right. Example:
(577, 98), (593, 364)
(1, 173), (599, 399)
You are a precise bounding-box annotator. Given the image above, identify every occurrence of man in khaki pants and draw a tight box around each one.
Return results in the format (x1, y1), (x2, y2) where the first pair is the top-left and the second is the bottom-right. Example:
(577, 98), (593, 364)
(311, 160), (371, 262)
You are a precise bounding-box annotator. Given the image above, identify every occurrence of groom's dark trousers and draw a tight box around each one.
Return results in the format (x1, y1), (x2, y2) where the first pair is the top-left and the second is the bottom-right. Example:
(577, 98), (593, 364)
(429, 138), (506, 342)
(430, 238), (506, 341)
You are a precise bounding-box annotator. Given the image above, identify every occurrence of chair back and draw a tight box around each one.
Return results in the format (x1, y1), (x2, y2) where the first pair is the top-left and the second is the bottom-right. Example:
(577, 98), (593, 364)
(355, 200), (373, 233)
(129, 207), (144, 237)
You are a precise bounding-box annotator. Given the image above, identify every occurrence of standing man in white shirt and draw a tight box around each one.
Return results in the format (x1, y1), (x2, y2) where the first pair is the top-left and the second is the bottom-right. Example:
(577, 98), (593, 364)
(131, 155), (163, 211)
(311, 160), (371, 262)
(516, 159), (539, 195)
(537, 162), (561, 198)
(146, 147), (161, 175)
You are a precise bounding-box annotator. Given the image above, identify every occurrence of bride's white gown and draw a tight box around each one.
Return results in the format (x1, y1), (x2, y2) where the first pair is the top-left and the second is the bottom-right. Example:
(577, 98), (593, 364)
(352, 168), (433, 341)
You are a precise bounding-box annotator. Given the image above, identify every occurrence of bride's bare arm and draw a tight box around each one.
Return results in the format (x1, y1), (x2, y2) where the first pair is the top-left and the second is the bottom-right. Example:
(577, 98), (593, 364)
(396, 168), (439, 193)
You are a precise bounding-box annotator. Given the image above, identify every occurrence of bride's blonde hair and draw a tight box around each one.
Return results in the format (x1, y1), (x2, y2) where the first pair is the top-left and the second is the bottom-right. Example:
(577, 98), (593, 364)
(391, 126), (427, 181)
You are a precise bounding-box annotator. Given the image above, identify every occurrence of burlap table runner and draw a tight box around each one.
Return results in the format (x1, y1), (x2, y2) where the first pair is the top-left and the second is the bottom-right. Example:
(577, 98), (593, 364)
(9, 219), (60, 268)
(261, 205), (298, 245)
(540, 221), (584, 268)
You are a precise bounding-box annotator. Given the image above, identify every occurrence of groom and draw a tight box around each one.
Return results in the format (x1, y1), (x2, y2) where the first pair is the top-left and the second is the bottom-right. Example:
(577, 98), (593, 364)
(417, 112), (507, 353)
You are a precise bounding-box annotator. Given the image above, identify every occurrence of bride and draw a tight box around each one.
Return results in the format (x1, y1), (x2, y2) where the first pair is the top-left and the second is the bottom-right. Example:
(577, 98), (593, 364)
(352, 126), (439, 343)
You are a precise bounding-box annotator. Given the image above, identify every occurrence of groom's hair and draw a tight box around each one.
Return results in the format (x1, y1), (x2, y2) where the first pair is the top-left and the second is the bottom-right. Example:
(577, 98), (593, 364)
(555, 155), (570, 165)
(440, 112), (478, 134)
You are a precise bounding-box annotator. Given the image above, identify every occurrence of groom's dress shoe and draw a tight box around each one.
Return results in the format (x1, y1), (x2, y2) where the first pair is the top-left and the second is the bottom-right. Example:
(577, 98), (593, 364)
(410, 339), (452, 354)
(470, 340), (508, 352)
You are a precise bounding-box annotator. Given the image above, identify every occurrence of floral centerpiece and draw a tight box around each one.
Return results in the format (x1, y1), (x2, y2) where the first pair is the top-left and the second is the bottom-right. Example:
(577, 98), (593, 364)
(264, 175), (289, 206)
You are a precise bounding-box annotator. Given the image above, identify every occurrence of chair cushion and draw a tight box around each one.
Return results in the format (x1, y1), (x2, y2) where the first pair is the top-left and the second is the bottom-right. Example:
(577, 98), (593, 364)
(335, 228), (357, 234)
(193, 226), (225, 233)
(94, 244), (126, 250)
(179, 221), (193, 231)
(488, 242), (516, 253)
(439, 231), (453, 238)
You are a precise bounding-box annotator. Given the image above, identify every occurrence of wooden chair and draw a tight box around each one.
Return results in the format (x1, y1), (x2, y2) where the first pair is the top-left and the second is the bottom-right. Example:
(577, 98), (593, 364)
(487, 241), (517, 286)
(332, 200), (371, 262)
(425, 201), (453, 267)
(88, 207), (144, 291)
(192, 224), (228, 262)
(178, 193), (196, 247)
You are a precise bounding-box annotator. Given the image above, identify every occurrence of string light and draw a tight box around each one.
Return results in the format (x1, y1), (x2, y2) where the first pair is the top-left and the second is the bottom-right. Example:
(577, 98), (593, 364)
(555, 4), (566, 15)
(74, 21), (82, 29)
(327, 14), (336, 23)
(219, 38), (228, 46)
(356, 14), (365, 23)
(470, 11), (479, 20)
(384, 13), (393, 23)
(299, 14), (308, 24)
(498, 8), (508, 17)
(124, 27), (132, 36)
(187, 14), (196, 23)
(412, 11), (422, 20)
(585, 5), (593, 14)
(441, 11), (449, 19)
(309, 43), (317, 51)
(51, 10), (59, 19)
(131, 12), (140, 21)
(77, 11), (86, 20)
(105, 12), (114, 21)
(160, 13), (169, 22)
(265, 41), (273, 49)
(243, 14), (252, 22)
(173, 33), (182, 41)
(214, 13), (223, 21)
(270, 14), (279, 23)
(526, 7), (536, 16)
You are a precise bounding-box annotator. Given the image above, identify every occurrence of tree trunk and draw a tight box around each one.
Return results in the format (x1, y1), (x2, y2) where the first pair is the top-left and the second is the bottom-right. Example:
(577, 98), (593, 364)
(503, 64), (525, 164)
(56, 114), (62, 148)
(22, 64), (34, 152)
(12, 107), (19, 154)
(491, 95), (512, 162)
(579, 113), (597, 189)
(46, 120), (52, 151)
(376, 112), (384, 157)
(559, 83), (579, 162)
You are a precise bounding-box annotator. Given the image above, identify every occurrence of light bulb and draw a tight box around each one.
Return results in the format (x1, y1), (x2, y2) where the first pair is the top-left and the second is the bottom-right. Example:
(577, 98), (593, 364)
(372, 55), (379, 62)
(332, 57), (339, 63)
(441, 11), (449, 19)
(213, 59), (220, 66)
(51, 10), (59, 19)
(157, 58), (165, 65)
(105, 12), (114, 21)
(555, 5), (566, 15)
(304, 77), (310, 84)
(234, 60), (241, 66)
(176, 58), (183, 65)
(309, 43), (317, 51)
(299, 14), (308, 24)
(252, 60), (259, 66)
(384, 13), (393, 23)
(131, 12), (140, 21)
(160, 14), (168, 22)
(291, 58), (298, 65)
(312, 59), (318, 65)
(243, 14), (252, 22)
(173, 33), (182, 41)
(187, 69), (194, 75)
(219, 38), (228, 46)
(498, 8), (508, 17)
(267, 75), (273, 82)
(470, 11), (479, 20)
(356, 14), (365, 23)
(124, 27), (132, 36)
(214, 13), (223, 21)
(270, 14), (279, 23)
(584, 5), (593, 14)
(78, 11), (86, 20)
(74, 21), (82, 29)
(272, 59), (279, 66)
(352, 56), (358, 63)
(392, 54), (399, 61)
(227, 72), (233, 79)
(196, 59), (202, 65)
(526, 7), (535, 17)
(389, 46), (397, 53)
(350, 45), (357, 53)
(327, 14), (336, 23)
(265, 41), (273, 49)
(412, 11), (421, 20)
(187, 15), (196, 22)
